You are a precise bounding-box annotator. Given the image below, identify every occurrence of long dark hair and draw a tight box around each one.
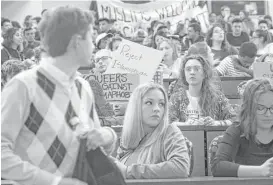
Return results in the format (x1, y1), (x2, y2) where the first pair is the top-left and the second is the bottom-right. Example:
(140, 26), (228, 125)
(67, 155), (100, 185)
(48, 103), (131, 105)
(180, 55), (220, 117)
(206, 24), (230, 51)
(2, 27), (20, 48)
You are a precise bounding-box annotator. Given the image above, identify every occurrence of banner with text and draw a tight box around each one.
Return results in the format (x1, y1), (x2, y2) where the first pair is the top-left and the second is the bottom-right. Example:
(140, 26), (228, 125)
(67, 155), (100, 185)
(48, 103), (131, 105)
(97, 0), (209, 34)
(253, 62), (273, 81)
(105, 39), (164, 84)
(86, 73), (139, 101)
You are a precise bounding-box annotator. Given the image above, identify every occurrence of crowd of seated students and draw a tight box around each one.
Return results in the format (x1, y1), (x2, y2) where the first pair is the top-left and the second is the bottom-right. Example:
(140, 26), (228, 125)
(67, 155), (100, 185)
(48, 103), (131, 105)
(1, 16), (42, 66)
(1, 4), (273, 185)
(81, 4), (273, 179)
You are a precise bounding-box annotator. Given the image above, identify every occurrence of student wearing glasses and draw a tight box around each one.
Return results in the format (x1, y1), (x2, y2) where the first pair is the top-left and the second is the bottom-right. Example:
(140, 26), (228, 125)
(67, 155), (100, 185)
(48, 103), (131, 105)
(169, 55), (235, 125)
(212, 78), (273, 177)
(92, 49), (112, 74)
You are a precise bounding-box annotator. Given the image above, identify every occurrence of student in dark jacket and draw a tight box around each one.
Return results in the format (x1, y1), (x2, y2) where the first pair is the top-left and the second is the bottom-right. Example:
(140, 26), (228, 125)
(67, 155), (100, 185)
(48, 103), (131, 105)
(226, 18), (250, 49)
(211, 78), (273, 177)
(182, 23), (204, 51)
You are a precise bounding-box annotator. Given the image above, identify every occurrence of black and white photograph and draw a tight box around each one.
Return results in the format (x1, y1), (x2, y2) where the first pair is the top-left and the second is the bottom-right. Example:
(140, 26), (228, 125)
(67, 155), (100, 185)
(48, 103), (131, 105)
(1, 0), (273, 185)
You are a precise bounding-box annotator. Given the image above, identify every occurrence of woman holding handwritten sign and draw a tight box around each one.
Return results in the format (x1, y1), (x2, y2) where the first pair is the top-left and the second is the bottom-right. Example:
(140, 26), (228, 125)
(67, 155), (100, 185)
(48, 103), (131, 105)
(157, 39), (182, 79)
(114, 83), (190, 179)
(212, 78), (273, 177)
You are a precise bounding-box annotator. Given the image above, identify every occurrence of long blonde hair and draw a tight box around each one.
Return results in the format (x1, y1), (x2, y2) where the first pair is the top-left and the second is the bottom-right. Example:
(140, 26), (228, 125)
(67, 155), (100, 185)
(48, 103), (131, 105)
(239, 78), (273, 139)
(120, 83), (168, 150)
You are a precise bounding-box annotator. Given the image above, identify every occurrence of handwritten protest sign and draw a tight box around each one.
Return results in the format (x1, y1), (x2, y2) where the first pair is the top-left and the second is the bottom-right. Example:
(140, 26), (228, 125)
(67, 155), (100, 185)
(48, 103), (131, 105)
(96, 0), (209, 33)
(105, 39), (164, 84)
(85, 73), (139, 101)
(253, 62), (273, 81)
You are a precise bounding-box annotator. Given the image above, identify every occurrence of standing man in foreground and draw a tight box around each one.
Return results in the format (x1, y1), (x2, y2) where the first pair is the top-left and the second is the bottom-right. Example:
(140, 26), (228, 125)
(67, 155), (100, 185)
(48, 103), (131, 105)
(1, 6), (117, 185)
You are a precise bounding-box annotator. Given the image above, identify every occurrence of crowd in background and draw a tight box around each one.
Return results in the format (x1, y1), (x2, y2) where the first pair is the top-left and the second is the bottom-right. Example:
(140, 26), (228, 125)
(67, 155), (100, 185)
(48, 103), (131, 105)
(2, 5), (273, 84)
(1, 4), (273, 124)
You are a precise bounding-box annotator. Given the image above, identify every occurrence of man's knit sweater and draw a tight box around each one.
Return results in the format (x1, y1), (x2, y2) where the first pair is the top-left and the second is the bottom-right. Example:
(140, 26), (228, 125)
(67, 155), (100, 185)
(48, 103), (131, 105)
(1, 59), (117, 185)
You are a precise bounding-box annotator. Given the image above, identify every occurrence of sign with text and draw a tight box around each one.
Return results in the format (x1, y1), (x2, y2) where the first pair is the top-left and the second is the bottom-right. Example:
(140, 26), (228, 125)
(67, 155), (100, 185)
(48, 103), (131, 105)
(253, 62), (273, 81)
(86, 73), (139, 101)
(96, 0), (209, 33)
(105, 39), (164, 84)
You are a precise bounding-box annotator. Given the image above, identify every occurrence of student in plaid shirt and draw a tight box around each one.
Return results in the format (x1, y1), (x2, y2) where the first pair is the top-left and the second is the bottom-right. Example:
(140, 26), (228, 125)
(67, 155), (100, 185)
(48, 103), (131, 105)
(1, 6), (117, 185)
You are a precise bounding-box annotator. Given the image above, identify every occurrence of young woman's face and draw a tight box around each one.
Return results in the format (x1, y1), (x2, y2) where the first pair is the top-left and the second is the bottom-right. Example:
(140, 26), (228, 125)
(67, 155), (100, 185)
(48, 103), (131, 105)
(256, 91), (273, 130)
(13, 30), (23, 46)
(212, 26), (225, 42)
(158, 41), (173, 61)
(184, 59), (204, 86)
(142, 89), (165, 129)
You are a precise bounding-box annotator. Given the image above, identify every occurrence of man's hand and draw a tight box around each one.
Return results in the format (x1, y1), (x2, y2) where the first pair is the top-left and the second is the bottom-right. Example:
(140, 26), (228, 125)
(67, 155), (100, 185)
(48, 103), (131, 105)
(80, 128), (115, 151)
(111, 157), (127, 178)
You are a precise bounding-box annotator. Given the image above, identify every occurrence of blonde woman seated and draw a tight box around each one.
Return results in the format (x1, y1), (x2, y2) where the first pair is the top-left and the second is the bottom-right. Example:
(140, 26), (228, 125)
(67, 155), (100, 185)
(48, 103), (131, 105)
(114, 83), (190, 179)
(212, 78), (273, 177)
(169, 55), (235, 126)
(157, 39), (182, 79)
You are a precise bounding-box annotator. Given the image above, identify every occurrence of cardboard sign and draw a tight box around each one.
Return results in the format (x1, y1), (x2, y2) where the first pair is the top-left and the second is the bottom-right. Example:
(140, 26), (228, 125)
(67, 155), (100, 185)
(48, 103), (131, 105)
(85, 73), (139, 101)
(105, 39), (164, 84)
(253, 62), (273, 81)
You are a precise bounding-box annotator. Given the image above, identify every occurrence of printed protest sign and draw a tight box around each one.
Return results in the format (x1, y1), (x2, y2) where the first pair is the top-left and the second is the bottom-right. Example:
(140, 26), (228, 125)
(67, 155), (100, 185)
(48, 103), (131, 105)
(85, 73), (139, 101)
(105, 39), (164, 84)
(253, 62), (273, 81)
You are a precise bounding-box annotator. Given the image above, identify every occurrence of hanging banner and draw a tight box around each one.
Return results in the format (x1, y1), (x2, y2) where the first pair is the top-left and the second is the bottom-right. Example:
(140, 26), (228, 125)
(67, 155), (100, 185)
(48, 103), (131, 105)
(96, 0), (209, 33)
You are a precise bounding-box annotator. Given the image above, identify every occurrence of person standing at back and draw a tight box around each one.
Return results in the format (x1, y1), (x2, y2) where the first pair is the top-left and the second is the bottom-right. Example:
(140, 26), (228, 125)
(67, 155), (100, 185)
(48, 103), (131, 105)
(1, 6), (117, 185)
